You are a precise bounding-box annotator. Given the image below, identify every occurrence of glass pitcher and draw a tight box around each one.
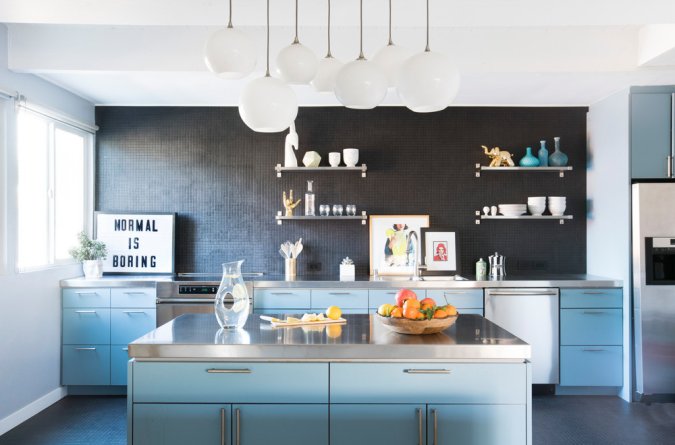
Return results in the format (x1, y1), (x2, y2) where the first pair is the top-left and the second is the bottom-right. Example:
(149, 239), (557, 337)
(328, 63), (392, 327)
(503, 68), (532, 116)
(214, 260), (250, 329)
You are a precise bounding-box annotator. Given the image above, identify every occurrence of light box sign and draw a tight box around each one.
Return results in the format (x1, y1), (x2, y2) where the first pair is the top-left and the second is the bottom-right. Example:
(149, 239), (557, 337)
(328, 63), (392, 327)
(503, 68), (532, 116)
(95, 212), (175, 274)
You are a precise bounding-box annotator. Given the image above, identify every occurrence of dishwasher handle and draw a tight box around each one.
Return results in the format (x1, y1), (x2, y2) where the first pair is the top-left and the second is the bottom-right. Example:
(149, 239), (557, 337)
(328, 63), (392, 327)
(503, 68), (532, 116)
(486, 290), (558, 296)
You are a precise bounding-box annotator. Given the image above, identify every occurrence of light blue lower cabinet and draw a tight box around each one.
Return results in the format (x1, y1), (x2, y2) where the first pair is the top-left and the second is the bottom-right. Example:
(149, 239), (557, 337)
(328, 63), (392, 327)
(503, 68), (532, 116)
(111, 345), (130, 385)
(560, 346), (623, 386)
(133, 404), (228, 445)
(233, 404), (328, 445)
(62, 345), (110, 386)
(429, 404), (526, 445)
(458, 308), (483, 316)
(330, 404), (425, 445)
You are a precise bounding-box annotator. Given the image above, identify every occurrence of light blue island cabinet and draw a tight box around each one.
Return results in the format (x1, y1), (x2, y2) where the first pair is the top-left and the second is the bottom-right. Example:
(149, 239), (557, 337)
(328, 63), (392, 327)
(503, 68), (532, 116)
(127, 313), (532, 445)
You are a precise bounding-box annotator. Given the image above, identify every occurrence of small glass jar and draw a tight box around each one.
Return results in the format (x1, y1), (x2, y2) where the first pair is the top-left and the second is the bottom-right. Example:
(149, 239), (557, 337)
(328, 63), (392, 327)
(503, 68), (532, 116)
(319, 205), (330, 216)
(345, 205), (356, 216)
(332, 205), (344, 216)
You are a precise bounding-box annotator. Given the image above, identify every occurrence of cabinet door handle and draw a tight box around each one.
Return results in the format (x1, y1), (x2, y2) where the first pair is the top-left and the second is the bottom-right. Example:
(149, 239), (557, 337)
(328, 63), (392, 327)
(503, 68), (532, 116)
(122, 310), (146, 314)
(220, 407), (226, 445)
(582, 291), (607, 295)
(123, 292), (147, 295)
(416, 408), (423, 445)
(404, 369), (451, 374)
(207, 369), (252, 374)
(329, 292), (352, 295)
(75, 347), (96, 351)
(75, 292), (98, 296)
(444, 291), (468, 295)
(122, 347), (129, 351)
(583, 348), (607, 352)
(583, 311), (605, 315)
(75, 310), (97, 314)
(235, 408), (241, 445)
(432, 408), (438, 445)
(270, 292), (293, 295)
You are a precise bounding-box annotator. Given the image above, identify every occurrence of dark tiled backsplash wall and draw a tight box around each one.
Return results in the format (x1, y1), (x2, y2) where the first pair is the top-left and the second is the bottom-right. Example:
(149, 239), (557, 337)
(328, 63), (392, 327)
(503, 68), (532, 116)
(95, 106), (588, 276)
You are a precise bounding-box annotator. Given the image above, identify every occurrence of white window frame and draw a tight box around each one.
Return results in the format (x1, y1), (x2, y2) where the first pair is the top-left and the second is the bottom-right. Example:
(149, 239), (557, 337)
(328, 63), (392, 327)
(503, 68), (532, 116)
(0, 97), (9, 275)
(13, 106), (95, 273)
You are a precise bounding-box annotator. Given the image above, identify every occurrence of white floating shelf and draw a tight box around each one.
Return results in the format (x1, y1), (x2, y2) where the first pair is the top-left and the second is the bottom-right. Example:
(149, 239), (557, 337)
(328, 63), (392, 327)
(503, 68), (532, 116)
(475, 212), (573, 225)
(276, 211), (368, 225)
(475, 164), (573, 178)
(276, 164), (367, 178)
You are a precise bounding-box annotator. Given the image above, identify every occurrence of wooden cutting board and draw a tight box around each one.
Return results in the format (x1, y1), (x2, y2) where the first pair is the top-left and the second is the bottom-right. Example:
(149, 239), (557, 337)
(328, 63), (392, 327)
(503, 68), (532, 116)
(260, 315), (347, 328)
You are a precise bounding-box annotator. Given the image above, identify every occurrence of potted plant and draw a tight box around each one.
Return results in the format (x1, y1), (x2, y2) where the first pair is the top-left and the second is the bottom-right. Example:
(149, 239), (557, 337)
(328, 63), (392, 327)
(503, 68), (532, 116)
(69, 231), (107, 279)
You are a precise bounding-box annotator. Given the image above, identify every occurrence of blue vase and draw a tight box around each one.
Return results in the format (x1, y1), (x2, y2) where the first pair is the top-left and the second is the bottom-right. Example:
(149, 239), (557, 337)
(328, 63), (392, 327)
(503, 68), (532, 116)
(538, 140), (549, 167)
(519, 147), (540, 167)
(549, 136), (568, 167)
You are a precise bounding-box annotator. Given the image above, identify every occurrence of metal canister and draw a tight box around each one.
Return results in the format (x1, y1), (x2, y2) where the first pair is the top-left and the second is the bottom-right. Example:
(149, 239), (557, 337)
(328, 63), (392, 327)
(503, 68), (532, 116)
(488, 252), (506, 279)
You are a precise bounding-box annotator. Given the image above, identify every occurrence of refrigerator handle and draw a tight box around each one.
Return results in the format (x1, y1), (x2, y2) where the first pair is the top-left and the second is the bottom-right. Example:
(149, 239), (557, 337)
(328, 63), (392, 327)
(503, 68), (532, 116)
(670, 93), (675, 178)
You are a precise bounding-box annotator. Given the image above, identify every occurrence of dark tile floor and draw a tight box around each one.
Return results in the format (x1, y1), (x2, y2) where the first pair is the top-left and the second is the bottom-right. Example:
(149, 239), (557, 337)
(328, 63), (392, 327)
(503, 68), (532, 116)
(0, 395), (673, 444)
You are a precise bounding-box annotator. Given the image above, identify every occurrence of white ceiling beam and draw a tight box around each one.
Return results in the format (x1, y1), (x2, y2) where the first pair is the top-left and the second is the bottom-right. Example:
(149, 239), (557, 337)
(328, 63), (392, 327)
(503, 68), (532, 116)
(8, 24), (640, 74)
(1, 0), (675, 27)
(638, 25), (675, 67)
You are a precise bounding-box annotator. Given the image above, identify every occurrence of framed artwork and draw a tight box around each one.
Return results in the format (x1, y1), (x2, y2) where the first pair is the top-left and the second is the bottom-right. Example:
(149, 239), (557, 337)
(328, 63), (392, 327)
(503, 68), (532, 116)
(421, 228), (458, 275)
(369, 215), (430, 276)
(95, 212), (175, 274)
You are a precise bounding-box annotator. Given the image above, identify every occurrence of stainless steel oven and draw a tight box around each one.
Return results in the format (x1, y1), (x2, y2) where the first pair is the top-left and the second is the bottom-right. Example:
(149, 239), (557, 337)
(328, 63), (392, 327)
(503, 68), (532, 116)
(156, 277), (254, 327)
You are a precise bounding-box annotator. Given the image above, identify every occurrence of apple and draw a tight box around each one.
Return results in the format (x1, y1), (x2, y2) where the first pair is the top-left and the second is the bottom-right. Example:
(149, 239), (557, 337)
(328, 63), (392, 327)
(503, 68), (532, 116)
(395, 289), (418, 307)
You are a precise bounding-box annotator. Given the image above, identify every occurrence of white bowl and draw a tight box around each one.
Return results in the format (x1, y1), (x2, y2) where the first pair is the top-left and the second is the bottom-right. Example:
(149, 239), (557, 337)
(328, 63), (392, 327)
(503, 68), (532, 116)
(343, 148), (359, 167)
(548, 204), (566, 216)
(528, 196), (546, 201)
(500, 209), (527, 216)
(499, 204), (527, 209)
(528, 198), (546, 204)
(527, 204), (546, 216)
(548, 196), (566, 200)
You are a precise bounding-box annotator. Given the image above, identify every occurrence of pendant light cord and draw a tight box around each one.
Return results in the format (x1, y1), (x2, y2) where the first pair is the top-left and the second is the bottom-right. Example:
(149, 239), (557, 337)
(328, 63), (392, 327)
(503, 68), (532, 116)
(265, 0), (270, 76)
(326, 0), (332, 57)
(293, 0), (299, 44)
(388, 0), (393, 45)
(358, 0), (365, 59)
(425, 0), (430, 52)
(227, 0), (233, 28)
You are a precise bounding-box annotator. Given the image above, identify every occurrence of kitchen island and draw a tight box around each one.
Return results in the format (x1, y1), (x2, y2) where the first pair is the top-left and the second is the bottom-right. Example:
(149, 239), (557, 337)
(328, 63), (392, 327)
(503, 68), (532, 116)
(127, 313), (532, 445)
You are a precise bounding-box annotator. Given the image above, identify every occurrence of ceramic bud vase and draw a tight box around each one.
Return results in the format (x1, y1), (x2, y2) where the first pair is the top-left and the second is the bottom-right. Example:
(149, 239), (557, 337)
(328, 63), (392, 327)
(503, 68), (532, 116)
(538, 140), (549, 167)
(519, 147), (540, 167)
(215, 260), (250, 329)
(82, 260), (103, 279)
(549, 136), (568, 166)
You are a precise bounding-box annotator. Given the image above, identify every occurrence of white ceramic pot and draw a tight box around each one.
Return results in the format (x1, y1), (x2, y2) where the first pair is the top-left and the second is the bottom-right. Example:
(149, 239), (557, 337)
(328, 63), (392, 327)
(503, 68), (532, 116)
(343, 148), (359, 167)
(329, 152), (341, 167)
(82, 260), (103, 279)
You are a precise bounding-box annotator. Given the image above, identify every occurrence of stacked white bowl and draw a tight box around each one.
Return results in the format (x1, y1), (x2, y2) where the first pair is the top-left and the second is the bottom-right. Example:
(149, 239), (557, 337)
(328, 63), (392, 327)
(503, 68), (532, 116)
(548, 196), (567, 216)
(498, 204), (527, 216)
(527, 197), (546, 216)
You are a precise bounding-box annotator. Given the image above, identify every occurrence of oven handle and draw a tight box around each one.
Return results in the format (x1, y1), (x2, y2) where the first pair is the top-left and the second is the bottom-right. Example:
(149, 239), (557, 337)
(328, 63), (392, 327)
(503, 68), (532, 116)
(156, 298), (217, 304)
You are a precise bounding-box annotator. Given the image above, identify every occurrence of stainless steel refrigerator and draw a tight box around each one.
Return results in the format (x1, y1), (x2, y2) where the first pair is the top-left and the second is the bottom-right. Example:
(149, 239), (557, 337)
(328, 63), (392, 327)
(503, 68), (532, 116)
(632, 182), (675, 400)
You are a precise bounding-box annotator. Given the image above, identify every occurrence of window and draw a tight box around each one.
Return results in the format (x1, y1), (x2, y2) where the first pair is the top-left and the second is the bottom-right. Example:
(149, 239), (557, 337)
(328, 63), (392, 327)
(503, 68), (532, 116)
(16, 109), (93, 271)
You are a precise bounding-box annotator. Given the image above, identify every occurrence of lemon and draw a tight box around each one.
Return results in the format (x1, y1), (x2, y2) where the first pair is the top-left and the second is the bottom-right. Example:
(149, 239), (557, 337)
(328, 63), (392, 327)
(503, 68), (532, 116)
(326, 305), (342, 320)
(377, 303), (394, 317)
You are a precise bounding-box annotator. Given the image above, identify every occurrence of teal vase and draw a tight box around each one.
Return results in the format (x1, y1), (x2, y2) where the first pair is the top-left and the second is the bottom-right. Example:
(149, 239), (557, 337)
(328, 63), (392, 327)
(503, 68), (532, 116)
(549, 136), (568, 167)
(538, 140), (549, 167)
(519, 147), (540, 167)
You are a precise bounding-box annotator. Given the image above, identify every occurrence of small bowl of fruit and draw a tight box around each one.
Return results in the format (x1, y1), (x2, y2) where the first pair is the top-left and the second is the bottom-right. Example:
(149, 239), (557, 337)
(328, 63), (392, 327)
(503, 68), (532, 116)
(376, 289), (458, 335)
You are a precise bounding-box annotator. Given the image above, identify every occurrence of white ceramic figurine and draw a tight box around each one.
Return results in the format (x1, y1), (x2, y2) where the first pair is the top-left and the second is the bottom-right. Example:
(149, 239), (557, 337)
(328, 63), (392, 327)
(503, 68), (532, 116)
(284, 121), (299, 167)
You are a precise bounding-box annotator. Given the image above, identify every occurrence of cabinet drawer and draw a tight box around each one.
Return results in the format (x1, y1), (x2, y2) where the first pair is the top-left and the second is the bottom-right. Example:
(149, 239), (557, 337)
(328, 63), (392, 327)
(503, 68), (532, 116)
(311, 289), (368, 309)
(111, 345), (130, 385)
(368, 289), (426, 308)
(561, 309), (622, 345)
(133, 362), (328, 403)
(62, 345), (110, 385)
(426, 289), (484, 308)
(111, 308), (156, 344)
(254, 289), (311, 309)
(330, 363), (526, 404)
(62, 288), (110, 308)
(560, 346), (622, 386)
(560, 288), (622, 308)
(62, 308), (111, 344)
(111, 288), (156, 308)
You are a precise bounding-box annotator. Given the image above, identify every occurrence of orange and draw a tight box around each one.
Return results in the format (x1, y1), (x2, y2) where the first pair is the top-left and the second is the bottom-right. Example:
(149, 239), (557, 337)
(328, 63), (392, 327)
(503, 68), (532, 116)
(433, 309), (448, 319)
(402, 306), (420, 320)
(420, 297), (436, 307)
(415, 312), (426, 320)
(420, 302), (434, 311)
(403, 299), (421, 311)
(390, 307), (403, 318)
(443, 305), (458, 316)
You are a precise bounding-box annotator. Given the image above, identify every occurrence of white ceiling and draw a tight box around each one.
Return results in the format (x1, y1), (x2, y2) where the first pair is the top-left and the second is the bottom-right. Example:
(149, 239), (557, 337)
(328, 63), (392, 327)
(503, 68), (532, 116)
(3, 0), (675, 106)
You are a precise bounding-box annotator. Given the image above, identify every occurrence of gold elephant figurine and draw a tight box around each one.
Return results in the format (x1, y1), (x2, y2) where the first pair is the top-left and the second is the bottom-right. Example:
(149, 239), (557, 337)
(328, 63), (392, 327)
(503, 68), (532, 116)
(482, 145), (515, 167)
(283, 190), (302, 216)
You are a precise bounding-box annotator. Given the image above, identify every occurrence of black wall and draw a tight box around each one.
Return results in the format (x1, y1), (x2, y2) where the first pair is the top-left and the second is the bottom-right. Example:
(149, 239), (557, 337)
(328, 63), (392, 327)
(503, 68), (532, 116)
(95, 106), (588, 276)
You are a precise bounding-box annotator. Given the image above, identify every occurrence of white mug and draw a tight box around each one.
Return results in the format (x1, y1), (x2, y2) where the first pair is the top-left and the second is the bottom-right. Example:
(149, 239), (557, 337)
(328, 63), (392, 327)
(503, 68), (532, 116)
(343, 148), (359, 167)
(329, 152), (341, 167)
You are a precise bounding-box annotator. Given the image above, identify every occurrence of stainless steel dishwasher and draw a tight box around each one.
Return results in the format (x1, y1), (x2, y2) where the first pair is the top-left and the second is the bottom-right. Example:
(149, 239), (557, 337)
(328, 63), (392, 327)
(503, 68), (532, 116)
(485, 288), (559, 384)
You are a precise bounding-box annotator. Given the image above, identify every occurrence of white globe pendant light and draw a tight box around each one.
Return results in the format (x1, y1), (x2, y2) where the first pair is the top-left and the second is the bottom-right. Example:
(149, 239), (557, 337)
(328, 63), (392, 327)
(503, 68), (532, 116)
(311, 0), (344, 93)
(397, 0), (460, 112)
(372, 0), (414, 88)
(334, 0), (388, 109)
(276, 0), (318, 84)
(204, 0), (256, 79)
(239, 0), (298, 133)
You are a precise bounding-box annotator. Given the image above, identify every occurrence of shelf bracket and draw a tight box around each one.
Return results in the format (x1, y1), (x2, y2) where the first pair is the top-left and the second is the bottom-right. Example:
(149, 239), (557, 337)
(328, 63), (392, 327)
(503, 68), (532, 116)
(276, 210), (283, 225)
(475, 210), (481, 225)
(275, 164), (282, 178)
(361, 164), (367, 178)
(475, 163), (481, 178)
(559, 171), (565, 178)
(559, 219), (565, 225)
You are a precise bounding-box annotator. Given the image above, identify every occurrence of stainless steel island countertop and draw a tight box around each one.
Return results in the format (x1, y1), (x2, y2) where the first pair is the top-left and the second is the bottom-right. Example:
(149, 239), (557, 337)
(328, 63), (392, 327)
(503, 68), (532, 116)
(128, 313), (531, 362)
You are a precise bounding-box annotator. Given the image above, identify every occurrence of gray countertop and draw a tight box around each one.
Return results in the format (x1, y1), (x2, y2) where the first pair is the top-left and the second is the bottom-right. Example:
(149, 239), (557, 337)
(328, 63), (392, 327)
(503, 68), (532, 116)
(128, 313), (531, 362)
(61, 273), (622, 288)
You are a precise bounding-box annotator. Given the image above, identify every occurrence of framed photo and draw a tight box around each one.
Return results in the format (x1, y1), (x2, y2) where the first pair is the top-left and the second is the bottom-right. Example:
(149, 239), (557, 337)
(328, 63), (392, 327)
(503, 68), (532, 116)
(94, 212), (175, 274)
(369, 215), (430, 276)
(421, 228), (458, 275)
